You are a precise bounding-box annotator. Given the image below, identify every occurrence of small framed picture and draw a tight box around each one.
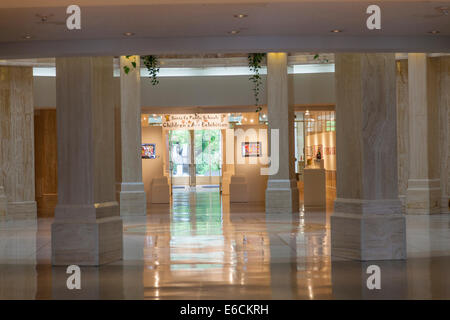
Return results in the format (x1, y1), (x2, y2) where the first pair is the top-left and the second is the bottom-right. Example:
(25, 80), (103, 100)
(142, 143), (156, 159)
(242, 142), (261, 157)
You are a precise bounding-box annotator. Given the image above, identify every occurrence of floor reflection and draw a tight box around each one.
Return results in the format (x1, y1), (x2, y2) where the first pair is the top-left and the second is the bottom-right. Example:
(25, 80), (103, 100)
(1, 187), (450, 299)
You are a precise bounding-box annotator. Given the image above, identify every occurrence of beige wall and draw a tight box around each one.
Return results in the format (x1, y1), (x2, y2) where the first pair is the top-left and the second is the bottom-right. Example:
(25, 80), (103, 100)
(234, 124), (268, 203)
(142, 126), (164, 203)
(34, 73), (335, 108)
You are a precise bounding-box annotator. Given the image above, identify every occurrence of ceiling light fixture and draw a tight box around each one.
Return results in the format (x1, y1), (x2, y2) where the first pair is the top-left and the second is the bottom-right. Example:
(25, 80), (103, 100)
(428, 30), (440, 34)
(123, 32), (135, 37)
(228, 30), (240, 35)
(330, 29), (342, 33)
(23, 34), (33, 40)
(233, 14), (248, 19)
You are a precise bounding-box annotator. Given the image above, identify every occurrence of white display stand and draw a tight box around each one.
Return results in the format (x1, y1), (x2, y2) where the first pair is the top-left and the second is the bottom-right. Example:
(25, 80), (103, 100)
(229, 175), (249, 203)
(304, 161), (326, 210)
(151, 176), (170, 204)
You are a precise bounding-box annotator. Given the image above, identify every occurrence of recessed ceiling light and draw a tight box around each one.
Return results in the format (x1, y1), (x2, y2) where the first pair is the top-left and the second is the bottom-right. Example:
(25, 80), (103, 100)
(330, 29), (342, 33)
(233, 14), (248, 19)
(23, 34), (32, 40)
(228, 30), (240, 35)
(428, 30), (440, 34)
(123, 32), (135, 37)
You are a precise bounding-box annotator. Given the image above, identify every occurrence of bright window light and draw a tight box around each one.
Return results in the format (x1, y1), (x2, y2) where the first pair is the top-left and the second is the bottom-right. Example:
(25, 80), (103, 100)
(34, 64), (334, 77)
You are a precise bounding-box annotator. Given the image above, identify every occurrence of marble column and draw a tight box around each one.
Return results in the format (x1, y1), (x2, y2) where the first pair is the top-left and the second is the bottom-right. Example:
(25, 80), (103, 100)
(115, 56), (146, 216)
(51, 57), (123, 266)
(396, 59), (409, 210)
(331, 53), (406, 261)
(405, 54), (441, 214)
(0, 66), (37, 220)
(437, 56), (449, 213)
(265, 52), (299, 214)
(0, 187), (6, 217)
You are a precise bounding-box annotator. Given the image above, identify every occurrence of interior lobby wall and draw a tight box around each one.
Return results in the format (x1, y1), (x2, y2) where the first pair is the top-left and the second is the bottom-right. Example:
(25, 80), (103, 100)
(234, 124), (269, 203)
(33, 77), (56, 108)
(33, 73), (335, 109)
(141, 126), (164, 203)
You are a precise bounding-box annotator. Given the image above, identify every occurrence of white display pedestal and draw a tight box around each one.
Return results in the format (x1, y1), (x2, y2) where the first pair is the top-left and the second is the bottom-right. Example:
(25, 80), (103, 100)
(304, 167), (326, 210)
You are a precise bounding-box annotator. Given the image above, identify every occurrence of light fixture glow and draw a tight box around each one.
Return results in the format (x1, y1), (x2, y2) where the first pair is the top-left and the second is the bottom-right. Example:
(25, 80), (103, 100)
(228, 30), (240, 35)
(123, 32), (135, 36)
(330, 29), (342, 33)
(23, 34), (32, 39)
(428, 30), (440, 34)
(233, 14), (248, 19)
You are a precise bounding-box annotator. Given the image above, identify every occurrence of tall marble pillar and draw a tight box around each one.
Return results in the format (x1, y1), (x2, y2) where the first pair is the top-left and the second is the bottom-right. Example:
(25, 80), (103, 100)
(405, 54), (441, 214)
(52, 57), (123, 266)
(265, 52), (299, 214)
(396, 59), (409, 210)
(0, 66), (37, 220)
(115, 56), (146, 216)
(437, 56), (449, 213)
(331, 53), (406, 261)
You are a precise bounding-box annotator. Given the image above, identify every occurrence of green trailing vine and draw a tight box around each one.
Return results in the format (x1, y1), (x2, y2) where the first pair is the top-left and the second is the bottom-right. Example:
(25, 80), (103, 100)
(123, 55), (160, 86)
(313, 54), (329, 64)
(248, 53), (266, 112)
(142, 55), (160, 86)
(123, 55), (137, 74)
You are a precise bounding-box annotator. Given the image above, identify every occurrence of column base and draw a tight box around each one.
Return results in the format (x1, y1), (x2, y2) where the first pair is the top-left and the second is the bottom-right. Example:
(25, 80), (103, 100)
(51, 202), (123, 266)
(4, 201), (37, 220)
(117, 182), (146, 216)
(442, 197), (450, 214)
(406, 179), (441, 214)
(265, 179), (299, 214)
(0, 187), (7, 218)
(331, 198), (406, 261)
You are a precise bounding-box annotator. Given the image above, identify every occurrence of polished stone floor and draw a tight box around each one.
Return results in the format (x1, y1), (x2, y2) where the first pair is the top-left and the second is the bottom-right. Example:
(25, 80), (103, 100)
(1, 187), (450, 299)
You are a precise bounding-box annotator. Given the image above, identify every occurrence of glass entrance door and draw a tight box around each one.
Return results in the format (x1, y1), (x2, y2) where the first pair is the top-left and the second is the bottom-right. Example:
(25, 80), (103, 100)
(168, 129), (222, 189)
(169, 130), (191, 187)
(194, 129), (222, 187)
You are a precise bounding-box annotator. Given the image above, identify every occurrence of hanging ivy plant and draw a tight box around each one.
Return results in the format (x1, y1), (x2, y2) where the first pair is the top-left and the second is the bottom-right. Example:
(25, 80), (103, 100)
(142, 55), (160, 86)
(248, 53), (266, 112)
(123, 55), (137, 74)
(123, 55), (160, 86)
(313, 54), (329, 64)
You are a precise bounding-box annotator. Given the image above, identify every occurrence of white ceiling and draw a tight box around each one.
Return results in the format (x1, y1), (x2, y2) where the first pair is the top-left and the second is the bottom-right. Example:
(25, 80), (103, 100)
(0, 1), (448, 58)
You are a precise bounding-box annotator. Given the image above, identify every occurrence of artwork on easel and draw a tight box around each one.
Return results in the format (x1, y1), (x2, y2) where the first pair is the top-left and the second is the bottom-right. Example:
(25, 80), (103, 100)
(242, 142), (261, 157)
(141, 143), (156, 159)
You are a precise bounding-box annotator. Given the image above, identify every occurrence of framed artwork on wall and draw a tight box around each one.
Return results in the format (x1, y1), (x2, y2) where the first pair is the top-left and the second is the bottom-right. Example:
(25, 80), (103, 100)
(142, 143), (156, 159)
(242, 142), (261, 157)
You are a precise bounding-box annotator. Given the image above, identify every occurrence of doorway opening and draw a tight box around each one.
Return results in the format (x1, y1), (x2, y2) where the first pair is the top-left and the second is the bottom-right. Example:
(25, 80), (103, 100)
(169, 129), (222, 192)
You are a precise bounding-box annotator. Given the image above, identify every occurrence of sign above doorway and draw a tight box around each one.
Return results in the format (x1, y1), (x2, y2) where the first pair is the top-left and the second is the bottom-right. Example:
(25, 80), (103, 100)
(162, 113), (229, 130)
